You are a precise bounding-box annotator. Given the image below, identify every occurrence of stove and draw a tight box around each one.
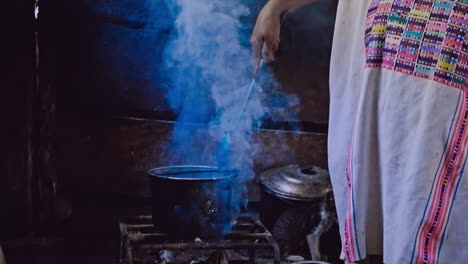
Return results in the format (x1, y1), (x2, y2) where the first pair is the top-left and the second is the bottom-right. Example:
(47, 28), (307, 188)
(119, 215), (281, 264)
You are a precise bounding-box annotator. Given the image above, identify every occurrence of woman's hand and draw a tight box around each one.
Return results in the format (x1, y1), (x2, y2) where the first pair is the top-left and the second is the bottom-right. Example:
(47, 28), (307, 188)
(250, 1), (283, 75)
(250, 0), (318, 75)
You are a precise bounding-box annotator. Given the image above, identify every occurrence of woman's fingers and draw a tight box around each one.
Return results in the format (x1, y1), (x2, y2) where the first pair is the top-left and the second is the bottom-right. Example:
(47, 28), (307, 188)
(251, 37), (264, 76)
(263, 37), (279, 63)
(250, 4), (281, 75)
(252, 37), (279, 75)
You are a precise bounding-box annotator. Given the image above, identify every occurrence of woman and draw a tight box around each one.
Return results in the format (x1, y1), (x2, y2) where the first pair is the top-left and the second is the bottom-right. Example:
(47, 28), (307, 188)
(251, 0), (468, 263)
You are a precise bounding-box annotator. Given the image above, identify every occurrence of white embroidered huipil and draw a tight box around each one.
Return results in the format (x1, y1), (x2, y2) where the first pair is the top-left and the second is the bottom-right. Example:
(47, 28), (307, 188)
(327, 1), (468, 263)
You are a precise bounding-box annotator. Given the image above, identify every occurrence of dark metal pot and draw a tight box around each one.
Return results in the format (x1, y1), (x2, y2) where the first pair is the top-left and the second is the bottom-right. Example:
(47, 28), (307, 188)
(257, 164), (332, 229)
(258, 165), (340, 261)
(148, 165), (239, 239)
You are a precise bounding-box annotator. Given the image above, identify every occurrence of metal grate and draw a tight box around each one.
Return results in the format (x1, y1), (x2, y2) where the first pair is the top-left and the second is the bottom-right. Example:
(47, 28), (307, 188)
(119, 215), (281, 264)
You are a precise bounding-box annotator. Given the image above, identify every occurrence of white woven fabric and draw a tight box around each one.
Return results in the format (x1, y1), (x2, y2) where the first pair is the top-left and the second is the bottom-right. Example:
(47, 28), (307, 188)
(328, 1), (468, 263)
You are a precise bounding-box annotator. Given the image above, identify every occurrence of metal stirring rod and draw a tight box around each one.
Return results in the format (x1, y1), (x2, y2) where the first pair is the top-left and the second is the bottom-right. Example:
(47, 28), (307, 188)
(217, 59), (264, 168)
(234, 59), (264, 130)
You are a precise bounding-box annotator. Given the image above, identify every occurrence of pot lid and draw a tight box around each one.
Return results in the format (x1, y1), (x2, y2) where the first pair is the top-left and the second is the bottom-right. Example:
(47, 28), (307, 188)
(259, 164), (331, 201)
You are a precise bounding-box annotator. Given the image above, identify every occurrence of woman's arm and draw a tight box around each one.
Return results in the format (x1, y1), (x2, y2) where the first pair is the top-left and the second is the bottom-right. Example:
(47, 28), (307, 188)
(251, 0), (319, 74)
(268, 0), (319, 13)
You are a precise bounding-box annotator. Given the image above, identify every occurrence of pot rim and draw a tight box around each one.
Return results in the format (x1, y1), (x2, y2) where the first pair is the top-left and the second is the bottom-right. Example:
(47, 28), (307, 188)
(148, 165), (238, 181)
(261, 184), (323, 202)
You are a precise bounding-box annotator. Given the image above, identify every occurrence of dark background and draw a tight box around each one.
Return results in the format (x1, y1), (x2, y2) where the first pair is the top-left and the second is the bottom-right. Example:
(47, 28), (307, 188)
(41, 0), (336, 123)
(1, 0), (338, 262)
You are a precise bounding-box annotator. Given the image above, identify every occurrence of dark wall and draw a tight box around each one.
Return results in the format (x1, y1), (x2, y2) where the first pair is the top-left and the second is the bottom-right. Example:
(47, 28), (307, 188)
(274, 1), (338, 123)
(1, 1), (36, 238)
(57, 116), (328, 201)
(42, 0), (337, 124)
(40, 0), (173, 115)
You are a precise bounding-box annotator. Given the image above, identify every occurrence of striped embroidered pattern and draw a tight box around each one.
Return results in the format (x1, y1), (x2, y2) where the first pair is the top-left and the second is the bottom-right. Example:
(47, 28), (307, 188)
(365, 0), (468, 89)
(411, 90), (468, 264)
(342, 140), (361, 262)
(365, 1), (468, 263)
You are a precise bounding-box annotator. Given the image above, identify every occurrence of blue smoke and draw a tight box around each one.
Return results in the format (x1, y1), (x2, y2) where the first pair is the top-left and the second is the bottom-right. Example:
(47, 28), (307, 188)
(160, 0), (267, 170)
(159, 0), (300, 233)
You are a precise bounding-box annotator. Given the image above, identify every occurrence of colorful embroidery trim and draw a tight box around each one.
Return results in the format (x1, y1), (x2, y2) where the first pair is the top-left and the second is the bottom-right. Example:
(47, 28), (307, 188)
(411, 90), (468, 264)
(342, 140), (361, 262)
(365, 0), (468, 89)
